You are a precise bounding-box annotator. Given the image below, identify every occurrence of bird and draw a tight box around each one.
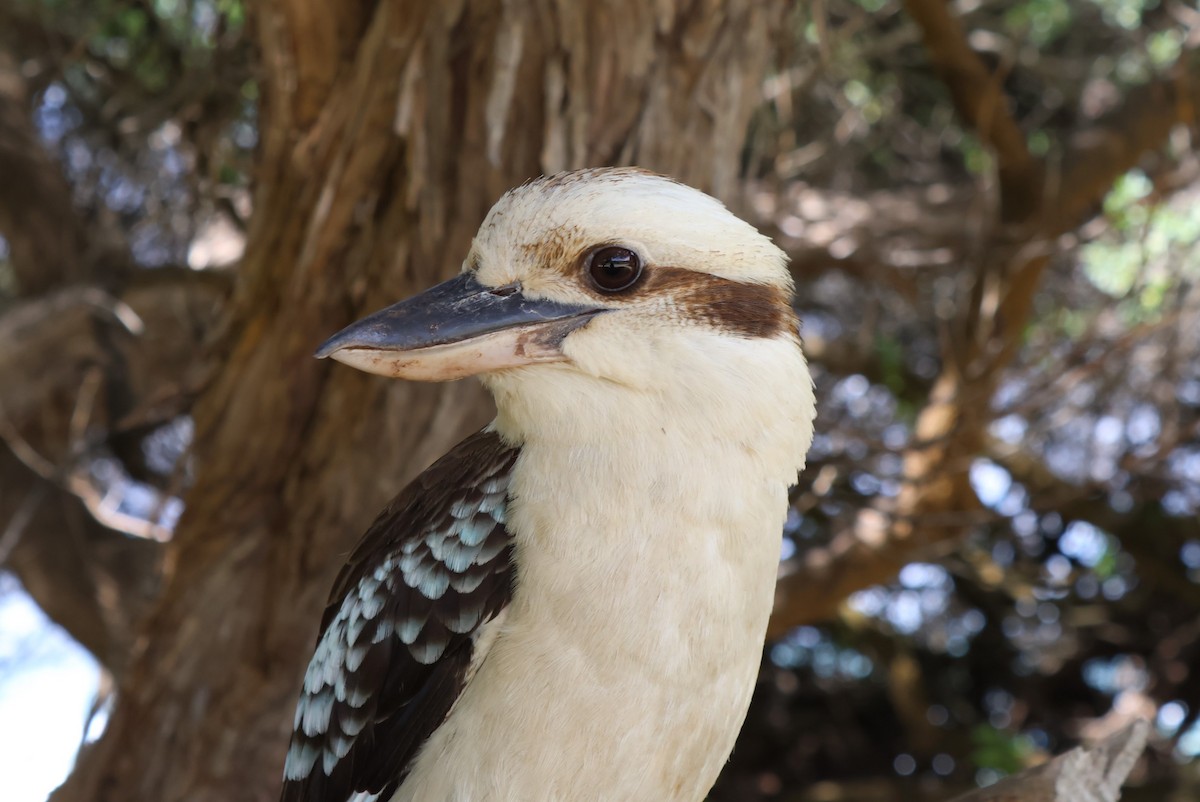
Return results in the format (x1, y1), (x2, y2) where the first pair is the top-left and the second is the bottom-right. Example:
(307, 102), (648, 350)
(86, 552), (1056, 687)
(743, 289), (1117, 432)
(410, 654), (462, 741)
(280, 167), (816, 802)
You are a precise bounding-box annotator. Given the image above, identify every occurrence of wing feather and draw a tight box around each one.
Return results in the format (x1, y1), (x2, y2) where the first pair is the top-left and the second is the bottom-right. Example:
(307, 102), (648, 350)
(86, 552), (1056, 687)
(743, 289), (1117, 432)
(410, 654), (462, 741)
(281, 429), (518, 802)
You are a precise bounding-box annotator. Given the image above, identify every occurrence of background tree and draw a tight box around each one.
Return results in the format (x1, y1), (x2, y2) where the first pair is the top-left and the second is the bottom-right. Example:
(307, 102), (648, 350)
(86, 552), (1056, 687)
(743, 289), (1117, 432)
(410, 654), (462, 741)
(0, 0), (1197, 800)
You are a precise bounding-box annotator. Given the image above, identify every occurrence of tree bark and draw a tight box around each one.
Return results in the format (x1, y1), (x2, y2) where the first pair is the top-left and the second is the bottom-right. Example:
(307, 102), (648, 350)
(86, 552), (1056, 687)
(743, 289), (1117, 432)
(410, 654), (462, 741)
(51, 2), (788, 800)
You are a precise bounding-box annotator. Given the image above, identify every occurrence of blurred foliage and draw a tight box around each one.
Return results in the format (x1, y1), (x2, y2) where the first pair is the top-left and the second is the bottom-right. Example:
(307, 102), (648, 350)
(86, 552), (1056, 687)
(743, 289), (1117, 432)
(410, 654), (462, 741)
(1083, 169), (1200, 320)
(2, 0), (252, 273)
(0, 0), (1198, 799)
(727, 0), (1200, 798)
(970, 723), (1036, 779)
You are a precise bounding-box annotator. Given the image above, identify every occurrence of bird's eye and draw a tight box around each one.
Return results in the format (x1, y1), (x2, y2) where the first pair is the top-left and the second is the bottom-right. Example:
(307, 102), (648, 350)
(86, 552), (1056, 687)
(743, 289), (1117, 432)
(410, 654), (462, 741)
(586, 246), (643, 293)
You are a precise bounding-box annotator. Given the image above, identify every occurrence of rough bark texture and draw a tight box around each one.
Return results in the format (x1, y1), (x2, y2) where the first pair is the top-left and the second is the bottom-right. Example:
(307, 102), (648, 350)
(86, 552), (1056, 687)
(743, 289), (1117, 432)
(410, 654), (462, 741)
(49, 2), (787, 800)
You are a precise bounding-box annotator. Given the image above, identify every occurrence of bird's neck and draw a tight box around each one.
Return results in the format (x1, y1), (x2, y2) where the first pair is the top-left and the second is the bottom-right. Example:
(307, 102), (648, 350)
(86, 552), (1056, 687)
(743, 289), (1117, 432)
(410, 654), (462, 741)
(488, 332), (814, 489)
(499, 375), (797, 623)
(462, 336), (811, 800)
(488, 334), (815, 573)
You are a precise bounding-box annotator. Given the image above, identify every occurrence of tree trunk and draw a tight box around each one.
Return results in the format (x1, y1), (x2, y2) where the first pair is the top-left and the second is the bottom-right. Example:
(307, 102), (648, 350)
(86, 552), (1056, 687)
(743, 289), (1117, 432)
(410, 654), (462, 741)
(52, 2), (787, 800)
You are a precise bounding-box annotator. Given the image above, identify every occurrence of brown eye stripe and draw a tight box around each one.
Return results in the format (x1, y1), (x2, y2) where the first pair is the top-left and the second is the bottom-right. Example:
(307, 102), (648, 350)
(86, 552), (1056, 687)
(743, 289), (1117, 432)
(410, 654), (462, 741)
(521, 238), (794, 338)
(643, 266), (794, 340)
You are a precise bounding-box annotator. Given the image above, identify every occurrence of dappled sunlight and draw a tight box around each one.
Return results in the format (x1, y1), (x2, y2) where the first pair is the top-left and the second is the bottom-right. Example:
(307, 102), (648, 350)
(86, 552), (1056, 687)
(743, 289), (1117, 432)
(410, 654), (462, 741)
(2, 0), (1198, 800)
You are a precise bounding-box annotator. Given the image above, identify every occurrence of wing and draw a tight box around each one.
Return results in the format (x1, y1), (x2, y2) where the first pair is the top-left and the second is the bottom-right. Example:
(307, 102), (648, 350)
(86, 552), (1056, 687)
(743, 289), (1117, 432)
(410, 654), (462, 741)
(281, 428), (519, 802)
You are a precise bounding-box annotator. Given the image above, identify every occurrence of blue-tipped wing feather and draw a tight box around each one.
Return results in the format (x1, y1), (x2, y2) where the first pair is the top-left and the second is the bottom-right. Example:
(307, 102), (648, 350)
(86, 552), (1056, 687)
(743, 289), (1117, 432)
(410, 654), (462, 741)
(281, 429), (518, 802)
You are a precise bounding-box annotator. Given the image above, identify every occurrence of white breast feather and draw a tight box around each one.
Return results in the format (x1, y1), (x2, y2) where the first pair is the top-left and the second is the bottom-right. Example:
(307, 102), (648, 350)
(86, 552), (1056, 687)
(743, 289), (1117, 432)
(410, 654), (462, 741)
(392, 330), (815, 802)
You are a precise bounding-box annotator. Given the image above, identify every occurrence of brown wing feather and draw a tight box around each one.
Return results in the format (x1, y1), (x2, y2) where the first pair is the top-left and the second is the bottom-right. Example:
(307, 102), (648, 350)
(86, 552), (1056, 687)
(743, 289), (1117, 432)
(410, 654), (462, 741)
(280, 429), (518, 802)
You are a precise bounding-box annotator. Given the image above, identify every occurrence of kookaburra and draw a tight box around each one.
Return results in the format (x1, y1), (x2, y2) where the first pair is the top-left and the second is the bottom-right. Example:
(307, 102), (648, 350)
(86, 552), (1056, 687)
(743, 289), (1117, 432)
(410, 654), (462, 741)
(281, 168), (815, 802)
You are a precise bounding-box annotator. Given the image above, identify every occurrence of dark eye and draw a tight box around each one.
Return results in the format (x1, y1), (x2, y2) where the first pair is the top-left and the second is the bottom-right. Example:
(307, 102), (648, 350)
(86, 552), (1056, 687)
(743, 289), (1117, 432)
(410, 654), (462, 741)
(586, 246), (643, 292)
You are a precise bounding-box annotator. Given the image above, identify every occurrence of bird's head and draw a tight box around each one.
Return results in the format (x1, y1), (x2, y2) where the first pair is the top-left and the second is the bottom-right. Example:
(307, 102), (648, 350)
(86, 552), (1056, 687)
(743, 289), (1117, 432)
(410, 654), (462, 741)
(318, 168), (813, 458)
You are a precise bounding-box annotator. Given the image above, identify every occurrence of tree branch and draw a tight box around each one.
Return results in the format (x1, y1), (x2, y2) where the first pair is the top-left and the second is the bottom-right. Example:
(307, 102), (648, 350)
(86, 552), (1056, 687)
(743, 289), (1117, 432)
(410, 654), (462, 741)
(946, 720), (1149, 802)
(1, 449), (163, 675)
(1048, 48), (1200, 236)
(902, 0), (1043, 221)
(768, 37), (1200, 634)
(0, 270), (226, 673)
(0, 50), (231, 667)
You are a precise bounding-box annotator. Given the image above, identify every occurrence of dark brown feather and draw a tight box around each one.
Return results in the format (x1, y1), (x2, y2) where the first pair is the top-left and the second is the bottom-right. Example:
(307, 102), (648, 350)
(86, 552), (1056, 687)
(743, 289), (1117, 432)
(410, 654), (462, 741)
(280, 429), (518, 802)
(645, 266), (794, 339)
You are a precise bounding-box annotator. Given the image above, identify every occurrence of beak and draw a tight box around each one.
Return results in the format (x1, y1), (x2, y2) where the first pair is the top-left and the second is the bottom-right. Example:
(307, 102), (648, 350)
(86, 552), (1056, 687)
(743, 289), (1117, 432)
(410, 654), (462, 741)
(315, 273), (604, 381)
